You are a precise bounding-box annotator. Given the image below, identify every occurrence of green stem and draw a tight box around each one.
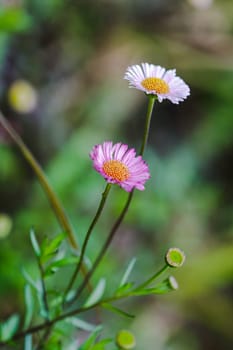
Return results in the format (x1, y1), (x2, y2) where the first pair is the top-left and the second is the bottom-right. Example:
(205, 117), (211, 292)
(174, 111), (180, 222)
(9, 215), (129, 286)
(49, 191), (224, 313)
(0, 111), (91, 289)
(134, 265), (169, 291)
(37, 258), (50, 321)
(69, 95), (156, 300)
(139, 95), (156, 156)
(69, 191), (134, 304)
(4, 290), (136, 343)
(63, 183), (112, 303)
(4, 269), (166, 344)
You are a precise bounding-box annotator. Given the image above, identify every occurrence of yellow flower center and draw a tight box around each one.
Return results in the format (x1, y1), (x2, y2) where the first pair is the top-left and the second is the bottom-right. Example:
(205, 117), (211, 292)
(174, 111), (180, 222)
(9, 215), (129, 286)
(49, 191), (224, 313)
(141, 77), (169, 94)
(103, 160), (130, 182)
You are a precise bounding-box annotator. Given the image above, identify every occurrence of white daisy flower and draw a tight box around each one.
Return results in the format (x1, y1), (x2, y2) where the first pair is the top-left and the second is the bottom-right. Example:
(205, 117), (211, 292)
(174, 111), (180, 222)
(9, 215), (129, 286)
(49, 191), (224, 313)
(124, 63), (190, 104)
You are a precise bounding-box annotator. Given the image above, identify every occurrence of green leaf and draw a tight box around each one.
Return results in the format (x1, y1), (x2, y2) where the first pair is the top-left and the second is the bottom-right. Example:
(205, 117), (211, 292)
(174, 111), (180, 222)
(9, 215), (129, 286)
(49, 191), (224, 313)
(40, 232), (66, 263)
(119, 257), (136, 287)
(30, 229), (41, 257)
(50, 295), (63, 311)
(79, 325), (103, 350)
(24, 335), (32, 350)
(116, 282), (134, 296)
(0, 314), (20, 341)
(23, 284), (34, 329)
(102, 303), (135, 319)
(0, 8), (32, 33)
(65, 317), (96, 332)
(44, 256), (79, 277)
(132, 286), (172, 296)
(37, 292), (49, 320)
(84, 278), (106, 308)
(91, 338), (112, 350)
(22, 268), (42, 293)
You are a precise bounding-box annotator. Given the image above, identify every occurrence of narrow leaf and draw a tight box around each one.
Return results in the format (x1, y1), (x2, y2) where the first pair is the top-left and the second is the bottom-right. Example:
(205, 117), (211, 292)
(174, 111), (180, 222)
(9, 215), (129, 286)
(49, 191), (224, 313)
(24, 335), (32, 350)
(102, 303), (135, 319)
(65, 317), (96, 332)
(41, 232), (66, 263)
(116, 282), (134, 296)
(91, 338), (112, 350)
(132, 286), (172, 296)
(0, 314), (20, 341)
(30, 228), (41, 257)
(37, 293), (49, 320)
(119, 257), (137, 287)
(44, 256), (79, 276)
(23, 284), (34, 329)
(79, 326), (103, 350)
(22, 268), (42, 293)
(84, 278), (106, 308)
(50, 295), (63, 310)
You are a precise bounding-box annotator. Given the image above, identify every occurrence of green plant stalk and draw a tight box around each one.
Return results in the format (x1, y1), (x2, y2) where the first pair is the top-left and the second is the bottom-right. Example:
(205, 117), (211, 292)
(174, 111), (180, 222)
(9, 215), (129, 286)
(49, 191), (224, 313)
(133, 265), (169, 291)
(63, 183), (112, 302)
(4, 285), (156, 343)
(139, 95), (156, 156)
(0, 111), (91, 288)
(71, 95), (156, 301)
(34, 325), (53, 350)
(38, 259), (50, 321)
(70, 190), (134, 303)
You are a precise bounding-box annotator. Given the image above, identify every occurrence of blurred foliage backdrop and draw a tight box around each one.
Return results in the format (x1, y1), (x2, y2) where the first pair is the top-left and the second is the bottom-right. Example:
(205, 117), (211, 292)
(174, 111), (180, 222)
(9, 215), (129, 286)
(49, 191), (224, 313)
(0, 0), (233, 349)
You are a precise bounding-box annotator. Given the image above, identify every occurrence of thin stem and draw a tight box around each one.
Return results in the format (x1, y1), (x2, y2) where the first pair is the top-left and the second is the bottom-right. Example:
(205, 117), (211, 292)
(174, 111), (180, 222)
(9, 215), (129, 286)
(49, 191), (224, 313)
(37, 259), (50, 320)
(35, 326), (52, 350)
(134, 265), (169, 291)
(63, 183), (112, 302)
(0, 112), (76, 247)
(0, 111), (91, 290)
(3, 291), (135, 344)
(2, 270), (166, 344)
(139, 95), (156, 156)
(69, 191), (134, 304)
(69, 96), (156, 302)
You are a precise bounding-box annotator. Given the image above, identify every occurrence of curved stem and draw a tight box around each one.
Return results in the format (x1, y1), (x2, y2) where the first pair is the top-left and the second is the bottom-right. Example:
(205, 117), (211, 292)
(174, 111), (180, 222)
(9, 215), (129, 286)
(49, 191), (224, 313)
(0, 111), (91, 289)
(63, 183), (112, 302)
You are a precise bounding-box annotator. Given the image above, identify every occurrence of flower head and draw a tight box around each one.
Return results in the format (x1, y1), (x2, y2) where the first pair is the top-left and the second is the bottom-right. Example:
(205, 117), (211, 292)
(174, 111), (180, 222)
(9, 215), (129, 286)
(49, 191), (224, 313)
(124, 63), (190, 104)
(116, 330), (136, 350)
(165, 247), (186, 268)
(90, 141), (150, 192)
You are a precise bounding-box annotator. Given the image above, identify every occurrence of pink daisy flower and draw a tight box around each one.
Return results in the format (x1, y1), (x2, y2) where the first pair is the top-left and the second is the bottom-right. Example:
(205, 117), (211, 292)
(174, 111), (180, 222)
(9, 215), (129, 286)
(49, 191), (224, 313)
(90, 141), (150, 192)
(124, 63), (190, 104)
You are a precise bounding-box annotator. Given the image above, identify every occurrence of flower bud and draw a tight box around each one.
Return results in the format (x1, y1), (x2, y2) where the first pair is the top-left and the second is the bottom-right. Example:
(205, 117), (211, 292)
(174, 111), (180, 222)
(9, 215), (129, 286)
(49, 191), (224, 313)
(167, 276), (179, 291)
(165, 247), (185, 268)
(116, 330), (136, 350)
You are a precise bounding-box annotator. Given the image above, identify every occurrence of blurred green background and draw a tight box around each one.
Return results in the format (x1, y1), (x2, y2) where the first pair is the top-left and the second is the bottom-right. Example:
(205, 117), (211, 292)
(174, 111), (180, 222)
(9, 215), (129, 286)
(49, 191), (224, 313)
(0, 0), (233, 349)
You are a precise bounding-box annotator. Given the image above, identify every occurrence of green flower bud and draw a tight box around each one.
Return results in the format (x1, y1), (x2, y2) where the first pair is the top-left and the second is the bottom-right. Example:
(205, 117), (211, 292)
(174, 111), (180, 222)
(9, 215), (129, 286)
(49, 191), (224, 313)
(165, 247), (185, 268)
(167, 276), (179, 291)
(116, 330), (136, 350)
